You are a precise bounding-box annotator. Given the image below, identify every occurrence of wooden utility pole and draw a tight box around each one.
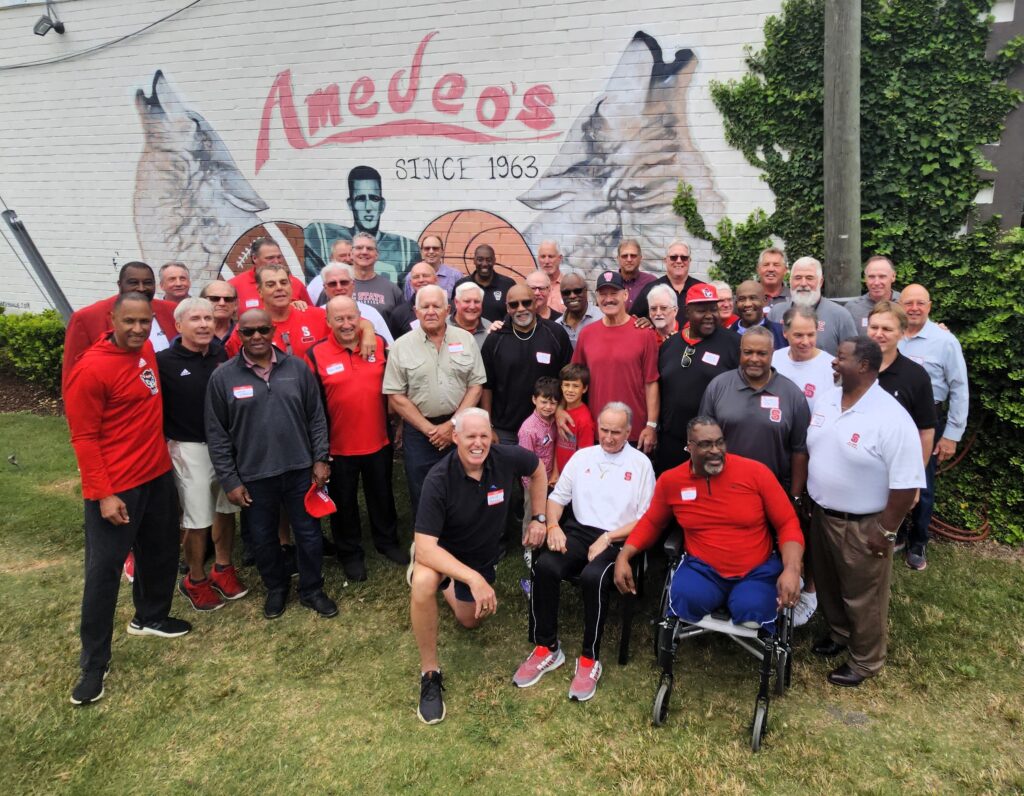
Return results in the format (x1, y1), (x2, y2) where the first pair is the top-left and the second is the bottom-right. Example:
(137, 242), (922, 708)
(823, 0), (861, 298)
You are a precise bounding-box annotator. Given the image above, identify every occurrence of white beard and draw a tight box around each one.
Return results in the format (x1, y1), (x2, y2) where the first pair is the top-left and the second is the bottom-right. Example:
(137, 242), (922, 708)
(791, 288), (821, 308)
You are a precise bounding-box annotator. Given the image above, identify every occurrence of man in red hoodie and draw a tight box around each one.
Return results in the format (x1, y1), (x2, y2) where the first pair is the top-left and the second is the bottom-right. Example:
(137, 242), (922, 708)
(64, 293), (192, 707)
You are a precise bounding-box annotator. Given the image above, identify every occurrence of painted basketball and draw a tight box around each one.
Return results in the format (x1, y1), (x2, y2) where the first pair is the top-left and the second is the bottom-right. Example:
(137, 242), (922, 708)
(419, 210), (536, 281)
(221, 221), (306, 280)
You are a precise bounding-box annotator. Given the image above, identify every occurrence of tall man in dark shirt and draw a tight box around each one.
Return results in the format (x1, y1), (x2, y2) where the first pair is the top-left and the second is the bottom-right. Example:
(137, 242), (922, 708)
(454, 244), (516, 323)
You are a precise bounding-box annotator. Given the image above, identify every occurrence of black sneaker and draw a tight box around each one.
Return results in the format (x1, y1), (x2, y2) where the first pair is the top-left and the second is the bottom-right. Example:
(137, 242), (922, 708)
(379, 545), (411, 566)
(264, 589), (288, 620)
(342, 558), (368, 582)
(70, 666), (108, 705)
(126, 617), (192, 638)
(418, 670), (446, 725)
(300, 591), (339, 618)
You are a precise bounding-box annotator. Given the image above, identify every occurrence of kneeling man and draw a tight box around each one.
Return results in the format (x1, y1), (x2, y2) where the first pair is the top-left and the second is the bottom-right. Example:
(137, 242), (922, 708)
(410, 408), (549, 725)
(614, 417), (803, 633)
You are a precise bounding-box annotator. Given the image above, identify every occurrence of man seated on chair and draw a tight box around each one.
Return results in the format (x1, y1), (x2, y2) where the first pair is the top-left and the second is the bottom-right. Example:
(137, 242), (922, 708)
(512, 402), (655, 702)
(613, 416), (803, 632)
(410, 407), (549, 726)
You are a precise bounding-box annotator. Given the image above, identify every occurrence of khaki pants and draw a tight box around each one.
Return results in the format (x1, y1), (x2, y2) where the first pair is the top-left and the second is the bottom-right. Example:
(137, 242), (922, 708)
(810, 505), (892, 677)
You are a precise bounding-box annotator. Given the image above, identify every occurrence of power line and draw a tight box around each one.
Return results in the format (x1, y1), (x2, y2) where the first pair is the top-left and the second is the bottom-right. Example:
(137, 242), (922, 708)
(0, 0), (204, 72)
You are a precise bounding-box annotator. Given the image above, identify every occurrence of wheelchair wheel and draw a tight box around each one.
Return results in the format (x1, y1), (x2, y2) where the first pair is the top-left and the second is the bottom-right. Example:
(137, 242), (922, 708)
(751, 700), (768, 752)
(652, 674), (673, 727)
(774, 648), (788, 696)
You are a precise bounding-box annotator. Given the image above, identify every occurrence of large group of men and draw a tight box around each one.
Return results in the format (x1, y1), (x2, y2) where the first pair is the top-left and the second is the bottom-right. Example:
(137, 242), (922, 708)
(61, 233), (969, 725)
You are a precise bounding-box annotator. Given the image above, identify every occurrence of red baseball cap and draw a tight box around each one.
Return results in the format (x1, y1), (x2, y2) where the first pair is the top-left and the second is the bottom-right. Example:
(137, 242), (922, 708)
(304, 483), (337, 518)
(685, 283), (720, 305)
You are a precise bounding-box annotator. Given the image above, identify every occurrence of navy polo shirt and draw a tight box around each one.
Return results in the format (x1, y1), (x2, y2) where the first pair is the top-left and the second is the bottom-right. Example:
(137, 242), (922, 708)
(415, 444), (539, 569)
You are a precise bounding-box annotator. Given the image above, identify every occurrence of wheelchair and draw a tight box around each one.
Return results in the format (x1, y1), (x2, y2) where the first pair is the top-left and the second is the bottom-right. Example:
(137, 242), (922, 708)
(649, 531), (793, 752)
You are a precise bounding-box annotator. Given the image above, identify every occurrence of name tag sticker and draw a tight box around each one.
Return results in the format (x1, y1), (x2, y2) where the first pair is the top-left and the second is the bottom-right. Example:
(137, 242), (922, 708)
(681, 488), (697, 501)
(536, 351), (551, 364)
(326, 363), (345, 375)
(447, 343), (465, 354)
(487, 489), (504, 506)
(810, 413), (825, 427)
(909, 355), (925, 364)
(245, 299), (260, 309)
(701, 351), (720, 366)
(861, 317), (868, 327)
(760, 395), (780, 410)
(233, 385), (254, 400)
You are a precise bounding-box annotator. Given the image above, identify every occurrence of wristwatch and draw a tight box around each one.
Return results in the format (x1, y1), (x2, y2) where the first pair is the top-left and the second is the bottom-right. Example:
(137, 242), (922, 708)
(646, 421), (658, 429)
(877, 523), (898, 543)
(531, 514), (547, 524)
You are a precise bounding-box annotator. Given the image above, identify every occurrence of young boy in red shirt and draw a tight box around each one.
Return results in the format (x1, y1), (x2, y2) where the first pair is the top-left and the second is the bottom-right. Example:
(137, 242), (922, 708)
(554, 363), (596, 473)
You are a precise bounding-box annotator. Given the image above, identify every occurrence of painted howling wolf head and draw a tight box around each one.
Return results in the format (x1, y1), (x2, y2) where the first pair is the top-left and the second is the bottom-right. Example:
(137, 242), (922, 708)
(517, 32), (724, 281)
(134, 70), (268, 282)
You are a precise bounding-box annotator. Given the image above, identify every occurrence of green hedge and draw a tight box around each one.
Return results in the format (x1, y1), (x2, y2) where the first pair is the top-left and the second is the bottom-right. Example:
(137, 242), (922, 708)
(0, 309), (65, 395)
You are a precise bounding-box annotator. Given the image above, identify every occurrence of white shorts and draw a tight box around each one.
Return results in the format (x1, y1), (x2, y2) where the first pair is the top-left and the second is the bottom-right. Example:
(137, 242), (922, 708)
(167, 440), (238, 529)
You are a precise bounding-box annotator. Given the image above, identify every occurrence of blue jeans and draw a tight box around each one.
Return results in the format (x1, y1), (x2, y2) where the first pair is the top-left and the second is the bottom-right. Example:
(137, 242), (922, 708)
(909, 413), (945, 549)
(403, 422), (449, 521)
(669, 554), (782, 632)
(243, 468), (324, 599)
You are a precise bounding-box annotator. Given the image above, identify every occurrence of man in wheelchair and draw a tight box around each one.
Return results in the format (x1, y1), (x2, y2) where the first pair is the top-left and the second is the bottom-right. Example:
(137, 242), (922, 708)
(613, 416), (803, 632)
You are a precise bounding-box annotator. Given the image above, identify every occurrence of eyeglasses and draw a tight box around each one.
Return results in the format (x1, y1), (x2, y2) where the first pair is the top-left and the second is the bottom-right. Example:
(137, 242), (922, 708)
(691, 438), (726, 452)
(668, 254), (691, 262)
(561, 287), (585, 297)
(507, 299), (534, 310)
(352, 194), (383, 205)
(325, 280), (352, 288)
(239, 326), (273, 337)
(681, 345), (696, 368)
(421, 245), (442, 251)
(206, 295), (235, 303)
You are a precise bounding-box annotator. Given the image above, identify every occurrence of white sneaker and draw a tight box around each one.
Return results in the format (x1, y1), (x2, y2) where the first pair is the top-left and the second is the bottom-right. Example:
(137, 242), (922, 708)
(793, 590), (818, 627)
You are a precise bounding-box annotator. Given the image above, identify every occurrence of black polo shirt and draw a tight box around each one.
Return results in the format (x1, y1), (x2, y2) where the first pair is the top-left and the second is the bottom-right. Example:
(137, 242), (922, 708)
(454, 272), (517, 323)
(388, 299), (418, 339)
(415, 444), (540, 569)
(878, 352), (937, 430)
(658, 325), (740, 441)
(156, 337), (228, 442)
(630, 274), (705, 326)
(480, 318), (573, 433)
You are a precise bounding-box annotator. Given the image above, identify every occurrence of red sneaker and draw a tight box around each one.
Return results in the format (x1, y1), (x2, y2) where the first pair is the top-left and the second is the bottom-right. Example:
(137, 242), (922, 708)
(178, 576), (225, 611)
(123, 552), (135, 583)
(209, 565), (250, 600)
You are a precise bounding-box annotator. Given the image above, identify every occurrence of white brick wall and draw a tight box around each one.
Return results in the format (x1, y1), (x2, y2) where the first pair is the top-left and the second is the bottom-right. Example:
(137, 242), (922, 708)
(0, 0), (782, 312)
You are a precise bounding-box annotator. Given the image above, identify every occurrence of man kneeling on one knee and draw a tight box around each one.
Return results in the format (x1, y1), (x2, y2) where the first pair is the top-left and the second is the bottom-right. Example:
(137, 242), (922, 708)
(513, 402), (656, 702)
(410, 407), (549, 725)
(614, 417), (803, 634)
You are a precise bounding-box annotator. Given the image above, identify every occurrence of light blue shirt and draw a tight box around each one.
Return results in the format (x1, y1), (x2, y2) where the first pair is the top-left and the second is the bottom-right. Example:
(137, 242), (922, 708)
(897, 320), (969, 442)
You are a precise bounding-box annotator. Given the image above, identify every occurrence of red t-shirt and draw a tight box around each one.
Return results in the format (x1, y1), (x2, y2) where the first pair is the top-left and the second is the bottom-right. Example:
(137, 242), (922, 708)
(64, 337), (172, 499)
(226, 306), (329, 360)
(626, 454), (803, 578)
(572, 320), (659, 440)
(555, 404), (596, 473)
(228, 269), (312, 312)
(306, 335), (389, 456)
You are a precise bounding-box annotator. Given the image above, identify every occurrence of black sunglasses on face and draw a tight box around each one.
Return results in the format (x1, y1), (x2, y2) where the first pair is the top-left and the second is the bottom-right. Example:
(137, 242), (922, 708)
(668, 254), (691, 262)
(206, 295), (235, 303)
(239, 326), (273, 337)
(561, 287), (585, 297)
(507, 299), (534, 310)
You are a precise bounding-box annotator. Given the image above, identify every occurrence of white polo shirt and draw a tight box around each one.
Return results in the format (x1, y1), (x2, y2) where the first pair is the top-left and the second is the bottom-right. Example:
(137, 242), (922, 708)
(772, 348), (835, 412)
(549, 443), (655, 532)
(806, 381), (926, 514)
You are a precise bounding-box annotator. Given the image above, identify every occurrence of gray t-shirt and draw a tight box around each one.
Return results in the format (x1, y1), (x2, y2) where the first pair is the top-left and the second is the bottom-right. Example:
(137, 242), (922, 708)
(354, 274), (404, 323)
(845, 290), (902, 331)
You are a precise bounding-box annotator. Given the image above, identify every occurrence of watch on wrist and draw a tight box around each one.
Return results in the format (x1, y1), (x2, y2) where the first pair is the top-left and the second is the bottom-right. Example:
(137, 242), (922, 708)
(531, 514), (547, 524)
(878, 524), (898, 543)
(646, 420), (658, 429)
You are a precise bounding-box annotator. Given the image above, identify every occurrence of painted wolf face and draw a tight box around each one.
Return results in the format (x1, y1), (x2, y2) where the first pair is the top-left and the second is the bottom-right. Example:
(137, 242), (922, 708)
(518, 32), (724, 281)
(134, 70), (268, 281)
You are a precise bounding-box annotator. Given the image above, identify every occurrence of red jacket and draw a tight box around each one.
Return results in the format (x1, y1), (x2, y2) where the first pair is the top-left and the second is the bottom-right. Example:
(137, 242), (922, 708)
(62, 295), (177, 390)
(627, 454), (803, 578)
(64, 337), (172, 499)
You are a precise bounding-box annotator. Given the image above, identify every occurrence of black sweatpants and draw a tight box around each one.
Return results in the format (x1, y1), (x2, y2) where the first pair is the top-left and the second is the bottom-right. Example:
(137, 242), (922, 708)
(327, 445), (400, 563)
(528, 518), (619, 661)
(79, 471), (180, 672)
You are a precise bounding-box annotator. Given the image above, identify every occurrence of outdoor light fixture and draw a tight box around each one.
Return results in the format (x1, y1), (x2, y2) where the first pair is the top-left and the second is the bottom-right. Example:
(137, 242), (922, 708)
(33, 1), (65, 36)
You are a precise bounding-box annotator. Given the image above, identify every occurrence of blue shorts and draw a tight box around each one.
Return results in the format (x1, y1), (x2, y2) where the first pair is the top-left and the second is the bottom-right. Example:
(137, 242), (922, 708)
(668, 554), (782, 632)
(440, 564), (497, 603)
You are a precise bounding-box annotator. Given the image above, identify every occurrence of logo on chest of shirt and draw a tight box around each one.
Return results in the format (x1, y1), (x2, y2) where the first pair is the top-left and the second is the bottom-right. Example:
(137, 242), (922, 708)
(139, 368), (158, 396)
(624, 471), (632, 481)
(817, 320), (826, 332)
(180, 368), (191, 377)
(769, 408), (782, 423)
(847, 432), (860, 448)
(300, 325), (314, 343)
(493, 290), (503, 301)
(804, 383), (815, 398)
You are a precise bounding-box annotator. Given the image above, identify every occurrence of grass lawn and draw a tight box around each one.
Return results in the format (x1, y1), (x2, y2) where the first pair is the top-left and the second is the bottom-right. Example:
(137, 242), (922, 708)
(1, 412), (1022, 794)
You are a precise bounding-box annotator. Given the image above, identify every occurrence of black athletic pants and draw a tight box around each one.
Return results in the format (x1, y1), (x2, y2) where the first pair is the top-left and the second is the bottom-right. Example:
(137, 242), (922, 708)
(327, 445), (400, 563)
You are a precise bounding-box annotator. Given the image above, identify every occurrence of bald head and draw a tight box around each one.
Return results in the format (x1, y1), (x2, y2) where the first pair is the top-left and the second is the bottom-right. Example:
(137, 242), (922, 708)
(899, 283), (932, 332)
(326, 295), (359, 320)
(239, 308), (271, 327)
(407, 261), (438, 294)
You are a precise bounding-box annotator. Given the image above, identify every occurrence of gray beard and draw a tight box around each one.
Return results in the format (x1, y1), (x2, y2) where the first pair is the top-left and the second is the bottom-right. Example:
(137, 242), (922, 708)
(791, 289), (821, 308)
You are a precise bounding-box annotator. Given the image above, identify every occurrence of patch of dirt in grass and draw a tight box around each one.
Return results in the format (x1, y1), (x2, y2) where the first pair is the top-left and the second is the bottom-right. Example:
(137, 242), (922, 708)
(35, 478), (78, 497)
(0, 557), (63, 575)
(0, 370), (62, 416)
(957, 539), (1024, 563)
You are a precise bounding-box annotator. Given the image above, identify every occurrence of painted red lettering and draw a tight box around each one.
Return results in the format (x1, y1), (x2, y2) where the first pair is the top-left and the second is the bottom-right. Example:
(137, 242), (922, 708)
(476, 86), (510, 129)
(349, 77), (379, 118)
(388, 31), (437, 114)
(305, 84), (341, 136)
(255, 70), (311, 173)
(516, 84), (556, 131)
(432, 73), (466, 115)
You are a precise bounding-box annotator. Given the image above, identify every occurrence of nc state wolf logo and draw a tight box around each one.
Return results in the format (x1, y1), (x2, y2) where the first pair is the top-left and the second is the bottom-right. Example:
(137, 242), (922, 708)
(518, 32), (724, 281)
(140, 368), (159, 396)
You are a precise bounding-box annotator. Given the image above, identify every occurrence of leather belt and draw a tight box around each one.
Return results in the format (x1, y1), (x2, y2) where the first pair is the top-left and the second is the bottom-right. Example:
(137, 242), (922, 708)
(425, 414), (453, 425)
(820, 507), (873, 522)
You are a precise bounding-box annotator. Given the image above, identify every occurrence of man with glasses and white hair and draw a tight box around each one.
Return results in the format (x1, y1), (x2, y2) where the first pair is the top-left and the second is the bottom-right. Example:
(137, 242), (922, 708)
(199, 282), (239, 344)
(315, 261), (393, 346)
(647, 283), (679, 344)
(307, 239), (353, 306)
(409, 406), (549, 724)
(768, 256), (857, 355)
(630, 241), (706, 326)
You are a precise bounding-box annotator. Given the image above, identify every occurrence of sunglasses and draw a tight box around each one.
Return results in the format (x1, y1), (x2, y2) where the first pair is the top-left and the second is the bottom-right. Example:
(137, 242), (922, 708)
(560, 287), (586, 297)
(668, 254), (691, 262)
(206, 295), (235, 303)
(239, 326), (273, 337)
(324, 280), (352, 288)
(681, 345), (696, 369)
(507, 299), (534, 310)
(421, 245), (442, 251)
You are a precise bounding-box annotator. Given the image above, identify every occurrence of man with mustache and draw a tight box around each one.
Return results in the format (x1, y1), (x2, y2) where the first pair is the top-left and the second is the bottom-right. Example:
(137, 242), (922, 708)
(768, 256), (856, 355)
(613, 417), (804, 636)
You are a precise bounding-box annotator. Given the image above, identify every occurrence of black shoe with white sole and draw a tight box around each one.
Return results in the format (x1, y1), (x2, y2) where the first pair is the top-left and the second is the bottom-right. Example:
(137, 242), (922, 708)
(126, 617), (193, 638)
(417, 670), (446, 725)
(71, 666), (109, 705)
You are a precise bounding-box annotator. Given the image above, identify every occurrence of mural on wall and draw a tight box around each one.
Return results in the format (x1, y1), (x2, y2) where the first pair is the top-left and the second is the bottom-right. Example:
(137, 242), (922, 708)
(132, 31), (724, 288)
